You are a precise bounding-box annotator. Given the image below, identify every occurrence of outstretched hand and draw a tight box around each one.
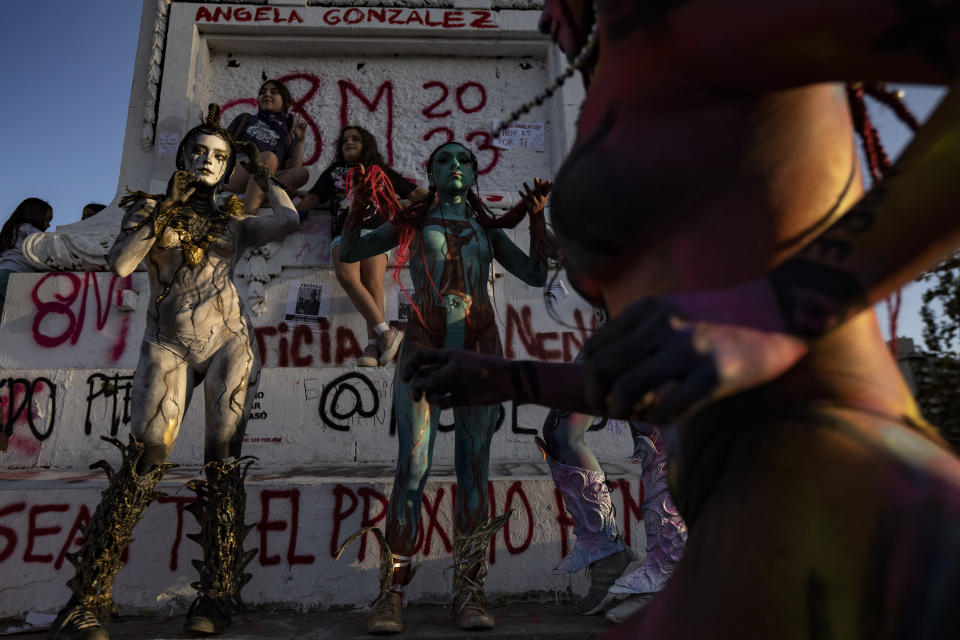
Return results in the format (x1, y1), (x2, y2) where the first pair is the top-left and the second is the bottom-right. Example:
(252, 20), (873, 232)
(581, 283), (808, 423)
(519, 178), (552, 214)
(401, 349), (516, 407)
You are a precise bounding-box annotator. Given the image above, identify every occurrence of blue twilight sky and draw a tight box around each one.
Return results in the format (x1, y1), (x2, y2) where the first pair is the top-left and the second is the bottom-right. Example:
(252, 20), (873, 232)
(0, 1), (949, 344)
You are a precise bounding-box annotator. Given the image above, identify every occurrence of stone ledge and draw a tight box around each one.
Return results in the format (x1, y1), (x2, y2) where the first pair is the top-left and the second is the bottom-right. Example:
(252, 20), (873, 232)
(1, 601), (610, 640)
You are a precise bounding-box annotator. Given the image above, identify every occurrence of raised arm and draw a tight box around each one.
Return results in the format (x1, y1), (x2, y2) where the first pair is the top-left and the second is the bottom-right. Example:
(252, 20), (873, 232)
(490, 179), (552, 286)
(338, 164), (400, 262)
(108, 170), (196, 277)
(238, 179), (300, 249)
(768, 79), (960, 333)
(108, 200), (159, 278)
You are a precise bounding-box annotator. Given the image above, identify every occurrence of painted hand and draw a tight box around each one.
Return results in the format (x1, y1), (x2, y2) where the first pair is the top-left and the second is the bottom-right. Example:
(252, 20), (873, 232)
(237, 141), (272, 191)
(582, 285), (808, 423)
(519, 178), (552, 214)
(164, 170), (198, 207)
(401, 349), (517, 407)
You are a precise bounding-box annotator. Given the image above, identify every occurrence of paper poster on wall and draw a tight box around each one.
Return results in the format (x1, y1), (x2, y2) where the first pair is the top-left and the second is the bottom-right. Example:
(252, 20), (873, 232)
(543, 279), (569, 313)
(492, 120), (545, 152)
(157, 133), (180, 156)
(284, 281), (329, 327)
(388, 286), (417, 322)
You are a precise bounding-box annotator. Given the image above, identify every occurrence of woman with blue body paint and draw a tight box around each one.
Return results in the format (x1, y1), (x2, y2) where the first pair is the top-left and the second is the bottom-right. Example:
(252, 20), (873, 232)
(339, 141), (550, 634)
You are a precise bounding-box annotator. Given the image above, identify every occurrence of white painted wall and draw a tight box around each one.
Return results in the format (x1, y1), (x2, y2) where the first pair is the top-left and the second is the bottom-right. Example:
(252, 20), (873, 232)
(0, 268), (625, 471)
(0, 472), (648, 617)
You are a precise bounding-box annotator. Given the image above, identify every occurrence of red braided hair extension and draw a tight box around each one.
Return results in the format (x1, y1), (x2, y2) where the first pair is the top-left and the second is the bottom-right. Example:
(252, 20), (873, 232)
(846, 82), (919, 356)
(342, 165), (434, 327)
(343, 165), (402, 233)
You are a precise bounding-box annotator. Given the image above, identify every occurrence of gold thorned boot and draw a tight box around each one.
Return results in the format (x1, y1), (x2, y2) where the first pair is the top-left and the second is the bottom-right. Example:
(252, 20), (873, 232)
(182, 457), (257, 636)
(49, 436), (173, 640)
(452, 513), (511, 631)
(335, 527), (415, 635)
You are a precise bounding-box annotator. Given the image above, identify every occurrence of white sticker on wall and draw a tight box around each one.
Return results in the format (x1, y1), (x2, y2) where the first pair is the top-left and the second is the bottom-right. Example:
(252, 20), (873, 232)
(492, 120), (545, 152)
(543, 279), (569, 313)
(157, 133), (180, 156)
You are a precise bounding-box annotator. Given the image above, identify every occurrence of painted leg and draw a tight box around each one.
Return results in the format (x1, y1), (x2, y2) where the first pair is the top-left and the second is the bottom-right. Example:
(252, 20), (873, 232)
(130, 340), (192, 472)
(541, 409), (635, 615)
(451, 403), (500, 629)
(612, 423), (687, 595)
(183, 333), (260, 635)
(368, 372), (440, 634)
(605, 423), (687, 623)
(50, 344), (187, 639)
(49, 437), (174, 640)
(183, 458), (258, 635)
(201, 331), (259, 463)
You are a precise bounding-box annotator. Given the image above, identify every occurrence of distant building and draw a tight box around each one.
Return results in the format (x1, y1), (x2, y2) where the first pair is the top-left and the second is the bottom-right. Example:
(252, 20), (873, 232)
(894, 336), (960, 451)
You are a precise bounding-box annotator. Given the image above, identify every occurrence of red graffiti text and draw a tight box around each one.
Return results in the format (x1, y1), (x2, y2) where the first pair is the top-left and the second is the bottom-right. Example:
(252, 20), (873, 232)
(321, 8), (497, 30)
(30, 273), (132, 361)
(195, 6), (304, 24)
(504, 304), (597, 362)
(254, 320), (364, 367)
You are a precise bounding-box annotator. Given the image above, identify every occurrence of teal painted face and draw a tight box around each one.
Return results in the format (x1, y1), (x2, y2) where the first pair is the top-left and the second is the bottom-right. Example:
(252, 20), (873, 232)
(431, 143), (476, 198)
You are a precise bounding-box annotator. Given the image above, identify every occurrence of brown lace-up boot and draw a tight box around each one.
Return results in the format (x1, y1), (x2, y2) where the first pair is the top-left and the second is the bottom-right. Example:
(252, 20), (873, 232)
(334, 527), (415, 635)
(452, 513), (511, 631)
(367, 552), (411, 634)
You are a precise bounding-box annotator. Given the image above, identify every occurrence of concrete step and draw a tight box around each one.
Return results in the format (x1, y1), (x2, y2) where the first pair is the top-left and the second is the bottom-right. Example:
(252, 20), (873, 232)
(0, 462), (647, 619)
(0, 601), (615, 639)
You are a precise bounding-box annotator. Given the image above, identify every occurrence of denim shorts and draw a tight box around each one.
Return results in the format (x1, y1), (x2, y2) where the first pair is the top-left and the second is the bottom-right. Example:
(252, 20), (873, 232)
(330, 230), (392, 259)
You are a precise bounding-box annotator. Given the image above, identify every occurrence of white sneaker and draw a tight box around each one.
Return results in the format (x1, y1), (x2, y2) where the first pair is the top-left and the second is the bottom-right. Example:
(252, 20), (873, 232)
(377, 327), (403, 365)
(357, 343), (378, 367)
